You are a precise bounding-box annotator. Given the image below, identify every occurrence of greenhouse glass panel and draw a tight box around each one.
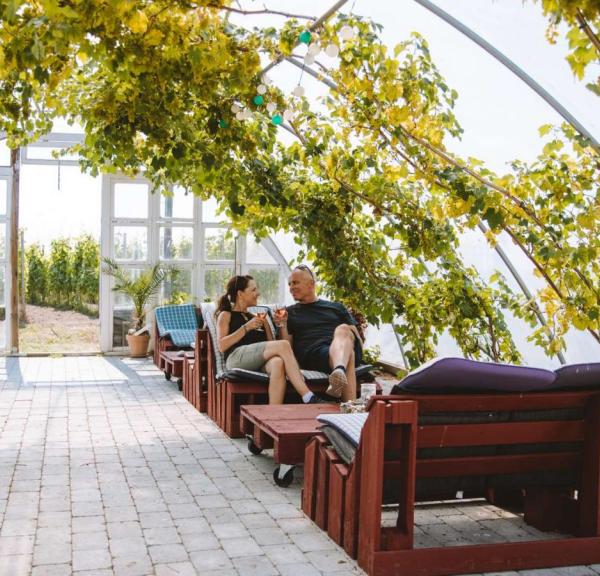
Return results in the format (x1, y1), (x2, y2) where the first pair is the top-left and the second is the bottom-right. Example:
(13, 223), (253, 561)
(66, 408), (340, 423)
(160, 268), (192, 305)
(204, 268), (234, 303)
(248, 268), (279, 304)
(0, 224), (4, 260)
(0, 180), (6, 216)
(113, 183), (148, 219)
(0, 141), (9, 167)
(159, 226), (193, 260)
(160, 186), (194, 220)
(201, 197), (220, 222)
(112, 268), (144, 347)
(0, 267), (4, 350)
(246, 234), (277, 265)
(113, 226), (148, 261)
(204, 228), (234, 261)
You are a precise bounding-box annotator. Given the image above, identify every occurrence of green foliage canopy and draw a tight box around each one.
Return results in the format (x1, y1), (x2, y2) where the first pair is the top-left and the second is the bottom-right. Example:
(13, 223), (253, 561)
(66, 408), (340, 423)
(1, 2), (598, 365)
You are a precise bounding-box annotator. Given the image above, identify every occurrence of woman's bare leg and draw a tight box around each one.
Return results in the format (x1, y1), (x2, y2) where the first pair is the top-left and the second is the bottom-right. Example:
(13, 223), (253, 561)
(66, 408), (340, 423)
(263, 340), (310, 397)
(264, 357), (286, 404)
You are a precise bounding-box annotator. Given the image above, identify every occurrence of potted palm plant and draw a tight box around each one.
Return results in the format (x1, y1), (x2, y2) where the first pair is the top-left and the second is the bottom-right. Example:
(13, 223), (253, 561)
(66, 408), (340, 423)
(102, 258), (166, 357)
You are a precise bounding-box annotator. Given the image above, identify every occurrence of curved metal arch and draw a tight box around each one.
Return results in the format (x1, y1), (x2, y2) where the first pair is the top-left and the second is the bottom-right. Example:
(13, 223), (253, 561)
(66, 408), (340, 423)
(413, 0), (600, 153)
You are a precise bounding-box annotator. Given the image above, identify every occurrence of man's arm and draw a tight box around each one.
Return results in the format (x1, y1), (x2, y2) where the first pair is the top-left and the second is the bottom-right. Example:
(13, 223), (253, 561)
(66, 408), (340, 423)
(277, 321), (293, 346)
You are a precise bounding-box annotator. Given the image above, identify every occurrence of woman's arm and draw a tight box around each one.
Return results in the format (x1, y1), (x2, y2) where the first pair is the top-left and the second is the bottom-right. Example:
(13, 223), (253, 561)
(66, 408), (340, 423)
(217, 312), (244, 353)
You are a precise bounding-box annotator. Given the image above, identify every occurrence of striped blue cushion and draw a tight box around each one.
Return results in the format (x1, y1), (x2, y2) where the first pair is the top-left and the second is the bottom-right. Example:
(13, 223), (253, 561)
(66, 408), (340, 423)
(317, 413), (368, 447)
(155, 304), (198, 344)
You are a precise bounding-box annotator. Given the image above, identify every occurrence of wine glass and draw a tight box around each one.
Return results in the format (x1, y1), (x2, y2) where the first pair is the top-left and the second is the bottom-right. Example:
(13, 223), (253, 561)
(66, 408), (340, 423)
(274, 305), (287, 325)
(255, 309), (268, 331)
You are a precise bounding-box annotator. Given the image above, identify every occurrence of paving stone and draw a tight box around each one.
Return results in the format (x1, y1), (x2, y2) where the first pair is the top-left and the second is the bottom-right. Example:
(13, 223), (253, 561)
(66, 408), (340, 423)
(112, 554), (153, 576)
(72, 530), (108, 551)
(0, 554), (32, 576)
(31, 565), (72, 576)
(212, 522), (250, 539)
(109, 537), (147, 558)
(72, 548), (112, 571)
(262, 543), (307, 566)
(154, 562), (198, 576)
(0, 534), (35, 556)
(190, 548), (233, 571)
(232, 555), (278, 575)
(278, 562), (322, 576)
(144, 526), (181, 545)
(32, 542), (71, 565)
(221, 536), (263, 558)
(148, 543), (189, 564)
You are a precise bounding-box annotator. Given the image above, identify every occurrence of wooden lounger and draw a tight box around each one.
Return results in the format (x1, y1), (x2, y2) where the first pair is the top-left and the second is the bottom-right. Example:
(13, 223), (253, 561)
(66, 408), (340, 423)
(303, 391), (600, 576)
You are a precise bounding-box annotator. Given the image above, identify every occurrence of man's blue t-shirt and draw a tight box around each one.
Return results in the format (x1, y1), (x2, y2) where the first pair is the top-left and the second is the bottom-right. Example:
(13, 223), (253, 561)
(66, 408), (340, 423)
(286, 299), (357, 366)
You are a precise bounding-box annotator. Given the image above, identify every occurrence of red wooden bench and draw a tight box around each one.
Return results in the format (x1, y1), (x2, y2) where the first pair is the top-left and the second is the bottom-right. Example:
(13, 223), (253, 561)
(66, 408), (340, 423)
(240, 403), (339, 486)
(200, 325), (331, 438)
(182, 329), (209, 413)
(303, 392), (600, 576)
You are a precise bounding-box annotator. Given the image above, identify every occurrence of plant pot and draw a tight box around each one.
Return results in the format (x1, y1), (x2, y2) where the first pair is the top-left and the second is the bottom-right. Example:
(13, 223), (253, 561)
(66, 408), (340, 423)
(126, 333), (150, 358)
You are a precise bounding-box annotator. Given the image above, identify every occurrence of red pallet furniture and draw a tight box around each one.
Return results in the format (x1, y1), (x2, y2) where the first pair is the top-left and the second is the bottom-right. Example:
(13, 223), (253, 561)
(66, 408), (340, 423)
(303, 392), (600, 576)
(201, 325), (331, 438)
(240, 403), (340, 485)
(159, 350), (192, 390)
(153, 319), (176, 371)
(182, 329), (209, 413)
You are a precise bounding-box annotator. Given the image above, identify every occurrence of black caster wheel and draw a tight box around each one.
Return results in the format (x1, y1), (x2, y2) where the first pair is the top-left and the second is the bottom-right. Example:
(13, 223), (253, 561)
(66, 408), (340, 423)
(165, 372), (172, 381)
(247, 436), (263, 455)
(177, 378), (183, 391)
(273, 465), (294, 488)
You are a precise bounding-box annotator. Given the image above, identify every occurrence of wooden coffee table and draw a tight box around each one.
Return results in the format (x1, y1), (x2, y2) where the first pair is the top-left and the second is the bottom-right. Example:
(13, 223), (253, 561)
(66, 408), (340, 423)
(240, 403), (340, 486)
(160, 350), (193, 390)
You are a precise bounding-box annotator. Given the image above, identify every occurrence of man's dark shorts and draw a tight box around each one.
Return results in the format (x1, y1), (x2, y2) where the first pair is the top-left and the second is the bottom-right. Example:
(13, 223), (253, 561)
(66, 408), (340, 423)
(301, 338), (363, 374)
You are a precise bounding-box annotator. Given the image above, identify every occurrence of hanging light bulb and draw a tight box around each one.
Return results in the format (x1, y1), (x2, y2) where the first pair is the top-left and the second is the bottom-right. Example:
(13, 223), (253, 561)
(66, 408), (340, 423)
(304, 53), (316, 66)
(299, 30), (312, 44)
(325, 43), (339, 58)
(242, 109), (252, 120)
(235, 110), (244, 120)
(307, 42), (320, 56)
(257, 84), (267, 95)
(293, 85), (305, 98)
(231, 103), (240, 113)
(283, 109), (293, 121)
(340, 25), (355, 40)
(266, 102), (277, 114)
(271, 113), (283, 125)
(262, 74), (272, 85)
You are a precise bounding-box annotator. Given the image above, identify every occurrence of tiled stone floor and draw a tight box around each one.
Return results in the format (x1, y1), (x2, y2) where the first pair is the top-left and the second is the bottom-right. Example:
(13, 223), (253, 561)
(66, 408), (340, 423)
(0, 356), (598, 576)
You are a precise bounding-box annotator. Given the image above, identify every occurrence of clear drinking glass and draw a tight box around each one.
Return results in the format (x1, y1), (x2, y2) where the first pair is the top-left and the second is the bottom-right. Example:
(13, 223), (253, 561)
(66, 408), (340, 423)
(255, 309), (267, 331)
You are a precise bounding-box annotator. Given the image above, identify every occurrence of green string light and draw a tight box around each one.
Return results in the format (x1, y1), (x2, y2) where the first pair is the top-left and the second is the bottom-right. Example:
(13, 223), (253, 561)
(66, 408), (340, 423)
(271, 114), (283, 125)
(253, 95), (264, 106)
(299, 30), (312, 44)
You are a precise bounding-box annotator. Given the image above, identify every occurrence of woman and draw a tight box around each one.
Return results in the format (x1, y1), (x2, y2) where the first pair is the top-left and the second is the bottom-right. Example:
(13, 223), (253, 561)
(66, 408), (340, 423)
(216, 275), (326, 405)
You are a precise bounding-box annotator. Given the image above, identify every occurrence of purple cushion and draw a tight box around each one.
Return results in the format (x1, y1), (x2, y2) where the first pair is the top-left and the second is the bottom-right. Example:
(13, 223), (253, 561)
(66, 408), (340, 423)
(392, 357), (558, 394)
(554, 363), (600, 389)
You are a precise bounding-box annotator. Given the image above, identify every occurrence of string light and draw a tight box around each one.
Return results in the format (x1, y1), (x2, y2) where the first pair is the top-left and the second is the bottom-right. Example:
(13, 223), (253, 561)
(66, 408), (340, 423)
(299, 30), (312, 44)
(293, 85), (305, 97)
(325, 43), (339, 58)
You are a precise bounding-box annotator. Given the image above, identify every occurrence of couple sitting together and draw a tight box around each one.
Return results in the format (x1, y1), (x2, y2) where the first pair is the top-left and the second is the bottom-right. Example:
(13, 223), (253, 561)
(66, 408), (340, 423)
(216, 265), (363, 405)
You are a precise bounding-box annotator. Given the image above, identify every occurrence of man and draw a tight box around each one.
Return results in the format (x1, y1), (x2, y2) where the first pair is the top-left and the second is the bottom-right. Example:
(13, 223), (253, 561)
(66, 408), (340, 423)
(278, 265), (362, 401)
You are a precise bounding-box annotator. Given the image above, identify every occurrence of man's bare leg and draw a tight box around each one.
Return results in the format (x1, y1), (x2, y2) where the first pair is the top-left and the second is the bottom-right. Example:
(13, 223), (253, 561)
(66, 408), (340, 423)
(327, 324), (355, 398)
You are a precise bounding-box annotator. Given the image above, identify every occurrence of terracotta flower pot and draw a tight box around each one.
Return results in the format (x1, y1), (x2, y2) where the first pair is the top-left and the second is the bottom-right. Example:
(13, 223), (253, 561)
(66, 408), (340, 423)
(126, 333), (150, 358)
